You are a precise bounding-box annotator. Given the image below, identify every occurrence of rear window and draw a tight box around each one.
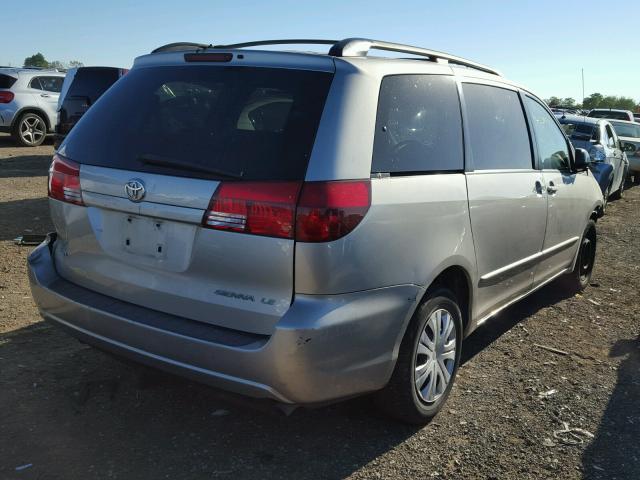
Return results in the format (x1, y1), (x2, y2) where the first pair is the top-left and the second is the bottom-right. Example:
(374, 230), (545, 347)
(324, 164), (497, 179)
(67, 68), (121, 103)
(561, 122), (596, 139)
(588, 110), (630, 120)
(372, 75), (463, 173)
(61, 66), (333, 181)
(610, 121), (640, 138)
(0, 74), (17, 89)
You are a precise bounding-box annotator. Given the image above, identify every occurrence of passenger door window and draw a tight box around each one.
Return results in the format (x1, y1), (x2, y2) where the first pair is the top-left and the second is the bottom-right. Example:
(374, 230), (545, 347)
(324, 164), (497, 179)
(524, 97), (570, 171)
(605, 124), (617, 149)
(372, 75), (463, 173)
(38, 76), (63, 93)
(461, 83), (532, 170)
(29, 77), (43, 90)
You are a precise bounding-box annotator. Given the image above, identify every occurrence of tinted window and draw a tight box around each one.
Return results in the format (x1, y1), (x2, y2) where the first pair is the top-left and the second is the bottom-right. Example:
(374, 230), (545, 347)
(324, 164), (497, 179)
(67, 68), (121, 102)
(561, 122), (597, 141)
(372, 75), (463, 173)
(39, 76), (63, 93)
(462, 84), (532, 170)
(605, 124), (617, 147)
(588, 110), (631, 120)
(29, 77), (42, 90)
(62, 66), (333, 181)
(0, 74), (17, 89)
(524, 97), (570, 170)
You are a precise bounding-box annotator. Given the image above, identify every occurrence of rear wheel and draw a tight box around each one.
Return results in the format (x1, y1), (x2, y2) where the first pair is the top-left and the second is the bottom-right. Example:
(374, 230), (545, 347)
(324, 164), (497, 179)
(610, 171), (626, 200)
(13, 112), (47, 147)
(633, 173), (640, 186)
(375, 288), (463, 424)
(561, 220), (596, 293)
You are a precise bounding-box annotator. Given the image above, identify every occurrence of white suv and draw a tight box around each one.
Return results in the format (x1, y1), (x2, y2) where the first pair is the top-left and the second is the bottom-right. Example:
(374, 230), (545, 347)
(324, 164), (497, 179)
(0, 68), (65, 146)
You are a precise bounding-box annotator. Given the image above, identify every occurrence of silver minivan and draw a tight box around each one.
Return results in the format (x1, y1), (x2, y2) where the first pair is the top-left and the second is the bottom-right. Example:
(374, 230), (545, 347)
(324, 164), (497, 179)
(28, 39), (603, 423)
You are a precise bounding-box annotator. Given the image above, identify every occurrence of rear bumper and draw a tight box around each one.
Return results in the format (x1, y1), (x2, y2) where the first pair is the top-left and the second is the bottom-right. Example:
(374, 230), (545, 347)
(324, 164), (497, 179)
(28, 234), (422, 404)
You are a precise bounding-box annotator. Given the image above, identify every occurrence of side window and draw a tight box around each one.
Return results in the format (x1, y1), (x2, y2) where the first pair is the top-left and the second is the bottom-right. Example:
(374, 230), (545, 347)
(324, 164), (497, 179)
(524, 97), (570, 171)
(29, 77), (43, 90)
(462, 83), (532, 170)
(372, 75), (463, 173)
(39, 76), (63, 93)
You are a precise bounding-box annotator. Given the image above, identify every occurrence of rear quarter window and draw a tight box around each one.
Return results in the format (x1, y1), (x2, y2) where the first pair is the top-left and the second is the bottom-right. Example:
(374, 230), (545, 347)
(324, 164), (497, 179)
(67, 68), (121, 102)
(372, 75), (463, 173)
(0, 74), (17, 89)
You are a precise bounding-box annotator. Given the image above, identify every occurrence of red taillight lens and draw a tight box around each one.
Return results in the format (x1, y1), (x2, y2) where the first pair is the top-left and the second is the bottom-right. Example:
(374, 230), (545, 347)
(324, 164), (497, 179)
(48, 154), (84, 205)
(295, 180), (371, 242)
(0, 91), (14, 103)
(202, 181), (301, 238)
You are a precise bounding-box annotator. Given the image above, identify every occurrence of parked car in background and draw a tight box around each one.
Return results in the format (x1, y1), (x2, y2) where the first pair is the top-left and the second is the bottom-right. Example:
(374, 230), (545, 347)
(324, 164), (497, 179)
(633, 113), (640, 123)
(55, 66), (127, 147)
(587, 108), (635, 122)
(559, 115), (628, 205)
(29, 38), (603, 424)
(0, 68), (65, 146)
(609, 119), (640, 185)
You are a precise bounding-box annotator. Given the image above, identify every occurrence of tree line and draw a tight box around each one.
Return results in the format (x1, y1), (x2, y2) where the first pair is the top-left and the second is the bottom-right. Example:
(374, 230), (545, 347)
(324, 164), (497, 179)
(23, 52), (83, 71)
(545, 94), (638, 111)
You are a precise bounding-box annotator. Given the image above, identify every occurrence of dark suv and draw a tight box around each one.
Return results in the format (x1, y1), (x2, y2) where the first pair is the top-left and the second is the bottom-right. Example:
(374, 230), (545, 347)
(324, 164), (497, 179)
(55, 67), (127, 147)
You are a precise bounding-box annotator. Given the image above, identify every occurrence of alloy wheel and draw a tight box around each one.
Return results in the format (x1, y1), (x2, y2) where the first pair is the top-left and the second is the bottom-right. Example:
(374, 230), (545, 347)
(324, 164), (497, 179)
(19, 115), (46, 146)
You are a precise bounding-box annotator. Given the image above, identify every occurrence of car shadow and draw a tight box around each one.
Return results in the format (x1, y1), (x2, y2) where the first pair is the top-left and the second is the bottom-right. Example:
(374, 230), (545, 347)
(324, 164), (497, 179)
(0, 152), (52, 178)
(0, 197), (53, 241)
(462, 281), (572, 365)
(581, 335), (640, 479)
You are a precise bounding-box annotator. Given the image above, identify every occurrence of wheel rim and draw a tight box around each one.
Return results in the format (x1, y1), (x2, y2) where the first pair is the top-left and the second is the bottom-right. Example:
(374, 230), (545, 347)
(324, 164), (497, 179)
(579, 236), (595, 282)
(414, 308), (457, 404)
(19, 116), (45, 145)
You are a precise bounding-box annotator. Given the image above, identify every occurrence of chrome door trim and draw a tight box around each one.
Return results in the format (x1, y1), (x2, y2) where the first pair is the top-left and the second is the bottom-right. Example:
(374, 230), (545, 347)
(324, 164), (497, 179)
(479, 236), (579, 286)
(477, 267), (569, 326)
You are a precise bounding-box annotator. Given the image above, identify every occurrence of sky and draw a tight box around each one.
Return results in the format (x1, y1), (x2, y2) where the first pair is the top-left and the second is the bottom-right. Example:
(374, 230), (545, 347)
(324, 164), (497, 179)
(4, 0), (639, 102)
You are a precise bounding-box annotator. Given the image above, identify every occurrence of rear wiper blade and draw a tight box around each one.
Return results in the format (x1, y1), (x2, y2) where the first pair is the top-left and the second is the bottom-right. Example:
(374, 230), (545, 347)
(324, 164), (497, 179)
(139, 154), (244, 179)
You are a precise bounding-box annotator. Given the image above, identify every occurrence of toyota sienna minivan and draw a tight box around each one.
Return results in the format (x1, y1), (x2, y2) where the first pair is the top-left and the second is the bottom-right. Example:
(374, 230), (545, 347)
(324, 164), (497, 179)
(28, 38), (603, 424)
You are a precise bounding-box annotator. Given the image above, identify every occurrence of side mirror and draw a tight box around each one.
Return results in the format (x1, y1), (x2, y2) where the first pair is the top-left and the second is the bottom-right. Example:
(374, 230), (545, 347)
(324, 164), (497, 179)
(622, 142), (637, 154)
(574, 148), (591, 172)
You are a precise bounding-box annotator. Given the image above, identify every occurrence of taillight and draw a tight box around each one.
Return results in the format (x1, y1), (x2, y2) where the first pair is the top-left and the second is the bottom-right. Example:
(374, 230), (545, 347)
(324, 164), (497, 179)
(48, 154), (84, 205)
(202, 181), (301, 238)
(202, 179), (371, 242)
(0, 91), (14, 103)
(295, 180), (370, 242)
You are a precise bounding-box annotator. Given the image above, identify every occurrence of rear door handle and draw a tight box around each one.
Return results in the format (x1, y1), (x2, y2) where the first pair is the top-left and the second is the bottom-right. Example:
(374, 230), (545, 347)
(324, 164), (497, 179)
(547, 182), (558, 194)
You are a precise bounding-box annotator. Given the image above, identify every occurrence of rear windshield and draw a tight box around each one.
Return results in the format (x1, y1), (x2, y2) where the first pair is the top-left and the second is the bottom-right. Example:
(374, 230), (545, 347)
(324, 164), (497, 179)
(61, 66), (333, 181)
(66, 68), (121, 103)
(0, 74), (17, 89)
(588, 110), (630, 120)
(610, 121), (640, 138)
(561, 122), (596, 139)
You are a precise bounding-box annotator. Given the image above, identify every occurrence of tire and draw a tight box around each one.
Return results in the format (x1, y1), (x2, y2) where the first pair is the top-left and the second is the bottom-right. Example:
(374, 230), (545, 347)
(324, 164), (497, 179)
(610, 170), (626, 200)
(374, 287), (463, 424)
(633, 174), (640, 186)
(12, 112), (47, 147)
(560, 220), (596, 293)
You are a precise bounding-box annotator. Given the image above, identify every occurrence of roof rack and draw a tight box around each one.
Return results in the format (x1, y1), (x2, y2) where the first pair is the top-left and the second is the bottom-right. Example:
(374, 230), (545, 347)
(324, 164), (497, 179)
(151, 37), (501, 76)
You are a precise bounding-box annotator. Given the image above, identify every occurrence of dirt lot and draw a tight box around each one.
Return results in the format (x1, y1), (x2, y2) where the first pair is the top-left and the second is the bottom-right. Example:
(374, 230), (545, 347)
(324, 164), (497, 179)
(0, 133), (638, 480)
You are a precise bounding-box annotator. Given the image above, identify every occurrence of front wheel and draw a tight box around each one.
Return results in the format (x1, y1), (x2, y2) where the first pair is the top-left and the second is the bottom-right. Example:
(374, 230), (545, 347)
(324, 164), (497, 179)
(375, 288), (463, 424)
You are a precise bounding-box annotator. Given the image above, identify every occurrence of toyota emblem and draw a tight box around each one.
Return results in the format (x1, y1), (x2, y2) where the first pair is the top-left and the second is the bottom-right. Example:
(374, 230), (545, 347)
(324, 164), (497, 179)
(125, 179), (146, 202)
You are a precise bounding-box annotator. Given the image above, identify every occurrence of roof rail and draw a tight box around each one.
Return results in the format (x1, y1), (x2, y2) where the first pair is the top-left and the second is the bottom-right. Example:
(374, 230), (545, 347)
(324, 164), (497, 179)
(212, 39), (338, 49)
(150, 37), (500, 76)
(329, 38), (501, 76)
(152, 42), (212, 53)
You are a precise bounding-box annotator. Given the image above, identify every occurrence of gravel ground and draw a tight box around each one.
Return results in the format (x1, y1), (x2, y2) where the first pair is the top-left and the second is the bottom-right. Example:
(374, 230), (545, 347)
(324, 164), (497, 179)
(0, 133), (638, 480)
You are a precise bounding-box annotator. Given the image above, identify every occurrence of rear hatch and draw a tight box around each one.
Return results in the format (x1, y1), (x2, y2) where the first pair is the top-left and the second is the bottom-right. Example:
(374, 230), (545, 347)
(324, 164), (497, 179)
(53, 59), (334, 335)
